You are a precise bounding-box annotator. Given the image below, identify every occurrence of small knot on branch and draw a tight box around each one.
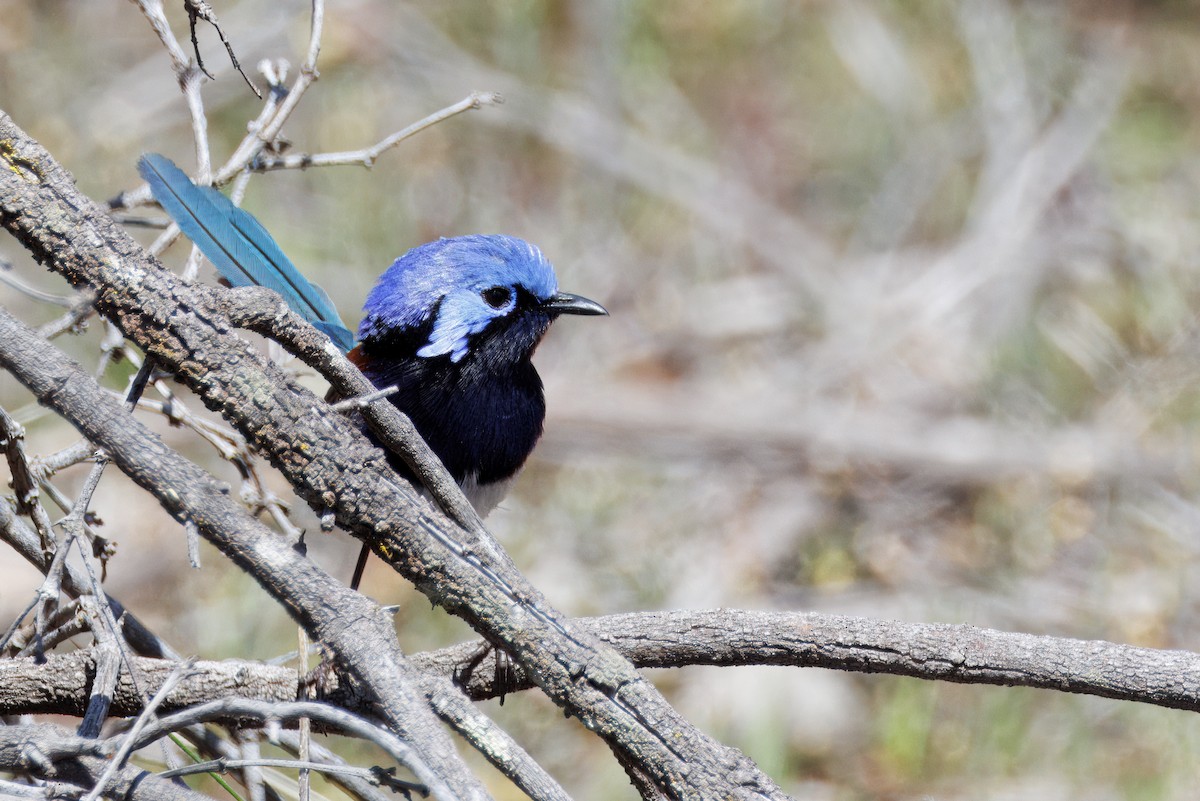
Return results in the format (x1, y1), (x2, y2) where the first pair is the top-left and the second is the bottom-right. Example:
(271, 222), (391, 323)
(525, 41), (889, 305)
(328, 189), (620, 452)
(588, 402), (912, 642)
(470, 91), (504, 108)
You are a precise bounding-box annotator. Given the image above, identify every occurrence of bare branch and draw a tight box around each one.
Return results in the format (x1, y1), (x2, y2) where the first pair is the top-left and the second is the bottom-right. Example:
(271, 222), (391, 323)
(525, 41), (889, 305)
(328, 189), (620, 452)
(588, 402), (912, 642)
(76, 638), (121, 739)
(422, 677), (573, 801)
(0, 779), (47, 799)
(30, 440), (97, 480)
(421, 610), (1200, 713)
(0, 268), (73, 307)
(131, 0), (212, 178)
(10, 609), (1200, 716)
(158, 757), (420, 793)
(0, 723), (211, 801)
(184, 0), (263, 98)
(274, 731), (401, 801)
(0, 495), (174, 660)
(0, 305), (480, 797)
(82, 661), (194, 801)
(0, 108), (786, 800)
(215, 0), (326, 181)
(254, 91), (504, 170)
(128, 698), (432, 787)
(328, 385), (399, 413)
(0, 407), (56, 554)
(0, 652), (295, 718)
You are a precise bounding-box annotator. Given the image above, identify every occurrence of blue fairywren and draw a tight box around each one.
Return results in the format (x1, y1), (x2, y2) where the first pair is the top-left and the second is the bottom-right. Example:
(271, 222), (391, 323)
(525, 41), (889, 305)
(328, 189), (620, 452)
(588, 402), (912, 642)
(138, 154), (607, 583)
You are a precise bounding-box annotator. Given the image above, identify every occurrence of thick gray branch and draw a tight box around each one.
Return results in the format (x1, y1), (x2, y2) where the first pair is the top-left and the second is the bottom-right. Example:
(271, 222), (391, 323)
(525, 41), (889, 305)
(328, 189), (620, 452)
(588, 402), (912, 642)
(0, 110), (785, 799)
(7, 611), (1200, 718)
(425, 610), (1200, 710)
(0, 310), (469, 801)
(0, 652), (296, 717)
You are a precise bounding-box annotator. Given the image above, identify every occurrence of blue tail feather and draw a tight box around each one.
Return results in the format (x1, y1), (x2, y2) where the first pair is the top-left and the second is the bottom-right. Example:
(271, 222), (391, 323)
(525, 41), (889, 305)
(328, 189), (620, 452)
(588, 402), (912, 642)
(138, 153), (356, 352)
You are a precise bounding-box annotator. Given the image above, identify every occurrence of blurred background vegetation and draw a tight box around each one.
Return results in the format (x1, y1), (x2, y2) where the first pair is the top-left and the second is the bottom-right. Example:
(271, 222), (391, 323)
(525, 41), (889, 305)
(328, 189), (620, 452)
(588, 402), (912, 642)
(4, 0), (1200, 798)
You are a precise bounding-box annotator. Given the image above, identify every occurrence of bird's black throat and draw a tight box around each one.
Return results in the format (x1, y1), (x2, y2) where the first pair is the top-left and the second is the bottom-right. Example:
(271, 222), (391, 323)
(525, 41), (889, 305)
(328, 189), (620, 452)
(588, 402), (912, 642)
(355, 301), (553, 490)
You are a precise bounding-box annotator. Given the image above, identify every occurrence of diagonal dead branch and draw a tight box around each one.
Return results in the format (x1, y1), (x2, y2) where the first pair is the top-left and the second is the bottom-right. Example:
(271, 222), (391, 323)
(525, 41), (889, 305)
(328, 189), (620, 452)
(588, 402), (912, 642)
(0, 109), (787, 799)
(0, 306), (474, 800)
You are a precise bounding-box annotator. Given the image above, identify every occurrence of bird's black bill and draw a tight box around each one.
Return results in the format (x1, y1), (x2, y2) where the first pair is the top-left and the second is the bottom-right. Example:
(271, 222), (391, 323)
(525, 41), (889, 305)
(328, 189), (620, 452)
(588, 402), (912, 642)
(544, 292), (609, 316)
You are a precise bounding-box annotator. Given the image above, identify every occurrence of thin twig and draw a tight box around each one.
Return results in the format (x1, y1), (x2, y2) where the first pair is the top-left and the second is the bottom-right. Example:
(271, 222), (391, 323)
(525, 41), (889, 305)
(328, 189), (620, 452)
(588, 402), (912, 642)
(29, 439), (97, 480)
(253, 92), (504, 170)
(296, 628), (312, 801)
(185, 0), (262, 98)
(216, 0), (326, 183)
(424, 680), (572, 801)
(0, 407), (56, 553)
(0, 594), (42, 655)
(133, 0), (212, 178)
(184, 520), (202, 569)
(93, 322), (128, 381)
(328, 385), (398, 413)
(82, 661), (195, 801)
(238, 735), (267, 801)
(158, 757), (421, 792)
(0, 494), (179, 661)
(0, 268), (73, 306)
(124, 698), (432, 794)
(35, 292), (97, 340)
(0, 779), (49, 799)
(274, 731), (399, 801)
(13, 601), (88, 657)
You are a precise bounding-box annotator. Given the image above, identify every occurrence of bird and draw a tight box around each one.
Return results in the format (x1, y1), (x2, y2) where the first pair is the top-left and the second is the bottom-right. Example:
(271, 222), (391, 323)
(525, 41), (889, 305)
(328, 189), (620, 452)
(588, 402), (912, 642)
(137, 153), (607, 586)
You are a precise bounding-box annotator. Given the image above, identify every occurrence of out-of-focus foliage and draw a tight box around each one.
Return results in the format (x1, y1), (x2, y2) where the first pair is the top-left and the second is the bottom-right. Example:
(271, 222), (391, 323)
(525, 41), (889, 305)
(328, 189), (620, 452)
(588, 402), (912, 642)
(4, 0), (1200, 797)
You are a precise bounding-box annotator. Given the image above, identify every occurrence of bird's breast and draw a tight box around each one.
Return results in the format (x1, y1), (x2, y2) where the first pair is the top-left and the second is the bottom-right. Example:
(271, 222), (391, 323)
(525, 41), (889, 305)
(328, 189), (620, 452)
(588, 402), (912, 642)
(357, 347), (546, 491)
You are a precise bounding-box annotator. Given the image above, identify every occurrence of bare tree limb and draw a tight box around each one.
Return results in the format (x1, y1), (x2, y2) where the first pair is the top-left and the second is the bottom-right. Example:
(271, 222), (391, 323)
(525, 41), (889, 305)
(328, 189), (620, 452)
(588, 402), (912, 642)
(0, 109), (786, 800)
(0, 724), (211, 801)
(0, 495), (176, 661)
(0, 309), (474, 800)
(0, 649), (571, 801)
(0, 408), (56, 556)
(272, 730), (400, 801)
(0, 653), (295, 720)
(252, 91), (504, 170)
(8, 610), (1200, 721)
(81, 661), (194, 801)
(424, 610), (1200, 712)
(422, 677), (573, 801)
(158, 756), (420, 793)
(131, 0), (213, 179)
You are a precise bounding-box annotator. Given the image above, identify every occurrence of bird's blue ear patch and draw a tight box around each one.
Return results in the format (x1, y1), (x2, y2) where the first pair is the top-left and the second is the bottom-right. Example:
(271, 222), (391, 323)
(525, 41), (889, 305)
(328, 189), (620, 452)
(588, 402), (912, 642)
(358, 235), (559, 361)
(418, 291), (498, 361)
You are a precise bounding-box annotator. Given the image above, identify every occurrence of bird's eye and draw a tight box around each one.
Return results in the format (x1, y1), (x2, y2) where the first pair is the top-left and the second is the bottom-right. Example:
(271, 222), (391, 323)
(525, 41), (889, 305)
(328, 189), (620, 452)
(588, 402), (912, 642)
(481, 286), (512, 309)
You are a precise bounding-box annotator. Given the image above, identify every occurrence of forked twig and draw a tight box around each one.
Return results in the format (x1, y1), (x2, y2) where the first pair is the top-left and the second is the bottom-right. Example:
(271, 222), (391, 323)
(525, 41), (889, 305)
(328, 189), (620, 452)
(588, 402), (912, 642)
(254, 91), (505, 170)
(184, 0), (262, 98)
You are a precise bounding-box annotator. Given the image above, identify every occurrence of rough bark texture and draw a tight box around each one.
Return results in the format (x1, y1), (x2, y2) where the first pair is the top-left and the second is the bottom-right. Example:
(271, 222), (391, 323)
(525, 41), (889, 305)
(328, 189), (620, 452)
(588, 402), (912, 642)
(0, 303), (472, 801)
(6, 611), (1199, 720)
(0, 724), (214, 801)
(0, 111), (786, 799)
(0, 653), (297, 717)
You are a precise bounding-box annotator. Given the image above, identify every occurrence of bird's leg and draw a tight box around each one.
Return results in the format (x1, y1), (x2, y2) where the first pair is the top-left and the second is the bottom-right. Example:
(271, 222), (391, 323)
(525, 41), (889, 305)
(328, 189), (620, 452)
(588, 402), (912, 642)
(350, 542), (371, 591)
(452, 640), (520, 703)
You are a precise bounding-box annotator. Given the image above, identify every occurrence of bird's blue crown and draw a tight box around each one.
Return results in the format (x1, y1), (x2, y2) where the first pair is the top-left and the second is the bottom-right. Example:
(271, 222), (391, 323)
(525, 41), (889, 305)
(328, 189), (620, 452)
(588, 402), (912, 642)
(358, 235), (558, 362)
